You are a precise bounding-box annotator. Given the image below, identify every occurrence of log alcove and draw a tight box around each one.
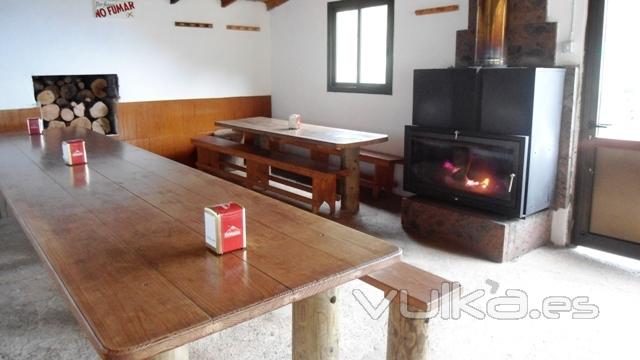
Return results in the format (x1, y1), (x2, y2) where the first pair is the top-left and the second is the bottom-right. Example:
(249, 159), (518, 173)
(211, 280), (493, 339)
(32, 74), (119, 135)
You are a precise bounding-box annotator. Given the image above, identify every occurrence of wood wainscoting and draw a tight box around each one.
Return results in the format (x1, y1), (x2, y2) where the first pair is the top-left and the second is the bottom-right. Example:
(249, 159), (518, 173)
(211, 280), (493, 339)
(0, 96), (271, 165)
(0, 107), (41, 133)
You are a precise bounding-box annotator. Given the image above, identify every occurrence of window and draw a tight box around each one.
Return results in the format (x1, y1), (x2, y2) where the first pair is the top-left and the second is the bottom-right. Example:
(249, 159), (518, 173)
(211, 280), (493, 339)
(594, 1), (640, 141)
(327, 0), (394, 95)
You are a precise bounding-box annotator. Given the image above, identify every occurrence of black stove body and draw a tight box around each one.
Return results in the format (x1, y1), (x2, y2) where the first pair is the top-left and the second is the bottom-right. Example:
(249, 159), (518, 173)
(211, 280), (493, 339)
(405, 67), (565, 218)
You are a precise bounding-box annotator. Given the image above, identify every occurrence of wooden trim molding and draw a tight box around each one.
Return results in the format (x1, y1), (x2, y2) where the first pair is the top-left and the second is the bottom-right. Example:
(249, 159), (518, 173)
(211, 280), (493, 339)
(226, 24), (260, 32)
(0, 96), (271, 165)
(175, 21), (213, 28)
(415, 5), (459, 16)
(0, 107), (40, 133)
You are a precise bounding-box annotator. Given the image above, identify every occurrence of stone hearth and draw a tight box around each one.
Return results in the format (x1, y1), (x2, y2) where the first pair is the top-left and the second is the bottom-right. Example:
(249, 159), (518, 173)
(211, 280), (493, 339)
(401, 197), (552, 262)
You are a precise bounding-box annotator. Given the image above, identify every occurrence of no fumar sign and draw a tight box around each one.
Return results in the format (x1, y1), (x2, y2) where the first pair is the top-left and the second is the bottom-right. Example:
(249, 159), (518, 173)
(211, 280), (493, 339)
(95, 1), (136, 19)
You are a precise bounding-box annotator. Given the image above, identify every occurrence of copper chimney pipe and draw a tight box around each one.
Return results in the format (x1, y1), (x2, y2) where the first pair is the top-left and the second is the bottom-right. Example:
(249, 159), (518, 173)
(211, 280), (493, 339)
(475, 0), (508, 67)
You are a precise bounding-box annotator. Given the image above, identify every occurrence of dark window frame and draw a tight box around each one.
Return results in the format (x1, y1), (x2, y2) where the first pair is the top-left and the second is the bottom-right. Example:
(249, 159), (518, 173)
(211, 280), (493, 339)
(327, 0), (394, 95)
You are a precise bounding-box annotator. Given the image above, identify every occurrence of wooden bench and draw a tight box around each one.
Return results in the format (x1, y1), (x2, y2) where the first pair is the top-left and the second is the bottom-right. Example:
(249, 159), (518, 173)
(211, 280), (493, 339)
(259, 138), (403, 199)
(362, 262), (460, 360)
(358, 149), (403, 199)
(192, 136), (343, 215)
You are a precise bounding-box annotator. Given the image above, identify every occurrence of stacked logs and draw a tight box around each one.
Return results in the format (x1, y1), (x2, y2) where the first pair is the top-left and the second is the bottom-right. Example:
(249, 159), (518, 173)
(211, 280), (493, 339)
(33, 76), (117, 134)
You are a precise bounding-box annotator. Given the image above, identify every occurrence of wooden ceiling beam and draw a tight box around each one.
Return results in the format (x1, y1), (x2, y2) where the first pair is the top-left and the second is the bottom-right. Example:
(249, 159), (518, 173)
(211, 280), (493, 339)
(221, 0), (237, 7)
(263, 0), (288, 10)
(219, 0), (288, 11)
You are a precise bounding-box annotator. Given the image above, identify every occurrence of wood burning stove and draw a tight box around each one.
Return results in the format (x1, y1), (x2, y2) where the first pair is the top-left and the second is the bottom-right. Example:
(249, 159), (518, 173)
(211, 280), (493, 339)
(405, 67), (565, 218)
(405, 127), (529, 217)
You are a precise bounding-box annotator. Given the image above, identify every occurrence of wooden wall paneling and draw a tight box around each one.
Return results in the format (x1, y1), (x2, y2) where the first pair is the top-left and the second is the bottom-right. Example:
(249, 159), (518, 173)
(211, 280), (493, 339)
(0, 107), (40, 133)
(1, 96), (271, 165)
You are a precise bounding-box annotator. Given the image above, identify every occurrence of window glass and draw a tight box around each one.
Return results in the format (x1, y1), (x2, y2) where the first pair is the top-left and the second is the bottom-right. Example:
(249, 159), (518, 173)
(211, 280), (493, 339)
(335, 10), (359, 83)
(360, 5), (388, 84)
(597, 1), (640, 140)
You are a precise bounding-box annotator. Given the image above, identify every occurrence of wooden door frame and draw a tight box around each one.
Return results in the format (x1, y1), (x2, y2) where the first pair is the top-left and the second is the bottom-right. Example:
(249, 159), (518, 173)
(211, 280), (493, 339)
(573, 0), (640, 258)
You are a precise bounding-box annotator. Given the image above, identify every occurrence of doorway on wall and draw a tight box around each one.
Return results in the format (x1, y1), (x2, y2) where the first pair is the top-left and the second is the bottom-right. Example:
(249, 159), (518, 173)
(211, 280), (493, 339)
(574, 0), (640, 259)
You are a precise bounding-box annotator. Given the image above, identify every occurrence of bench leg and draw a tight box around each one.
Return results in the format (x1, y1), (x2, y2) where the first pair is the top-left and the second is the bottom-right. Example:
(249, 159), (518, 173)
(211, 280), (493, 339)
(150, 344), (189, 360)
(293, 289), (340, 360)
(312, 175), (336, 215)
(386, 298), (429, 360)
(196, 148), (220, 171)
(246, 160), (269, 190)
(374, 165), (395, 199)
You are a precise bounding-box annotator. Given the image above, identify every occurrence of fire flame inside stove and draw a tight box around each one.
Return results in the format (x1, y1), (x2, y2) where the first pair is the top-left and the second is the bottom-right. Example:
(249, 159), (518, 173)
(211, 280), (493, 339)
(443, 160), (491, 190)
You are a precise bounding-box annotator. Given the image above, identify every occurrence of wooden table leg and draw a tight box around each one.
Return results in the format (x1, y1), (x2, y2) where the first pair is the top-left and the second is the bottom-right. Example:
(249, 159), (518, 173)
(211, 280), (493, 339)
(340, 148), (360, 213)
(386, 299), (429, 360)
(292, 289), (340, 360)
(150, 344), (189, 360)
(256, 134), (271, 150)
(0, 192), (8, 218)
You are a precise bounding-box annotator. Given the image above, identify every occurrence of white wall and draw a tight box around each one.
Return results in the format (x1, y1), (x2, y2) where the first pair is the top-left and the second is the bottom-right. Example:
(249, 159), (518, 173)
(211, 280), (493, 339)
(0, 0), (271, 110)
(270, 0), (588, 156)
(549, 0), (588, 66)
(271, 0), (468, 156)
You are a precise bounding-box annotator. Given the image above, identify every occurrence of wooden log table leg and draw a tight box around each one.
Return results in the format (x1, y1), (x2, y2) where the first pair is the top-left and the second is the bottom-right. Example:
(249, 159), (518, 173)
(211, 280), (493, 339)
(386, 298), (429, 360)
(292, 289), (340, 360)
(150, 344), (189, 360)
(340, 148), (360, 213)
(0, 192), (8, 218)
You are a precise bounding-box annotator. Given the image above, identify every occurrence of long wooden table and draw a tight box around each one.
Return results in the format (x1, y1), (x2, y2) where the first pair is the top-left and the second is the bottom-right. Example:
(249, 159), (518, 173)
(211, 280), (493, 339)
(216, 117), (389, 213)
(0, 128), (401, 360)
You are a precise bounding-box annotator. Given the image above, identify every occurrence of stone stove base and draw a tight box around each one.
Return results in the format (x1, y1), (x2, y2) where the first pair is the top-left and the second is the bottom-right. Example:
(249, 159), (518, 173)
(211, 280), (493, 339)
(401, 197), (551, 262)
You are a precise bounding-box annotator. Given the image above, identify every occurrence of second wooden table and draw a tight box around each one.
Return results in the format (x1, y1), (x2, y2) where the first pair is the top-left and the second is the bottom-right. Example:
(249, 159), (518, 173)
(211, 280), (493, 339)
(216, 117), (389, 213)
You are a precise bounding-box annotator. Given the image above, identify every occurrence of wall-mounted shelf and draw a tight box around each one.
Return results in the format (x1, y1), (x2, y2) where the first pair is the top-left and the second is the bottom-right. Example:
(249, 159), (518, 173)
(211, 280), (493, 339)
(415, 4), (459, 16)
(226, 24), (260, 32)
(174, 21), (213, 28)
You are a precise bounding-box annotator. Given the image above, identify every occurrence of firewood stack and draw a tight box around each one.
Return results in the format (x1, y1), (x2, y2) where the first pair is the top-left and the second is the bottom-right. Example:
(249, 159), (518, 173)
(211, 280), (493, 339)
(32, 75), (119, 135)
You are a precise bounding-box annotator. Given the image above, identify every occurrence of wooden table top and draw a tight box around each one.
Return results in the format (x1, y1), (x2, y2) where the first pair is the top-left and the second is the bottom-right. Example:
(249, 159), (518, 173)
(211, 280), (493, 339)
(0, 128), (401, 360)
(216, 117), (389, 149)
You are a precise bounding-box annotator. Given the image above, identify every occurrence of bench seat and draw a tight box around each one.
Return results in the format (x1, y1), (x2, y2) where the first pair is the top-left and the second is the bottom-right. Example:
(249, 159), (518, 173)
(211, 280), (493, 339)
(263, 138), (403, 199)
(361, 262), (460, 360)
(192, 136), (341, 214)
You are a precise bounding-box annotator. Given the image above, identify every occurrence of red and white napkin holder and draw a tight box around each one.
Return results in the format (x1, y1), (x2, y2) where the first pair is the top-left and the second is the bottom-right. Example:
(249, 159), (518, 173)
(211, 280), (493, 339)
(204, 203), (246, 255)
(27, 117), (43, 135)
(62, 139), (87, 166)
